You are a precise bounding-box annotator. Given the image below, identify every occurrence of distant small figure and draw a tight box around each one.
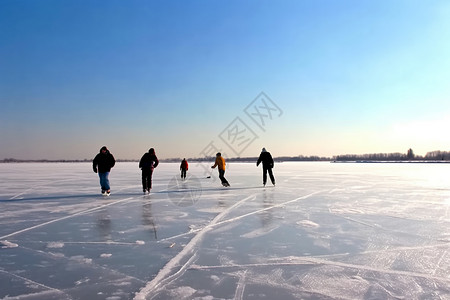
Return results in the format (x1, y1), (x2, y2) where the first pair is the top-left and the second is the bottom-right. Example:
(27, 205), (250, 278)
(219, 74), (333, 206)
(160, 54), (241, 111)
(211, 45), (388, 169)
(257, 147), (275, 186)
(139, 148), (159, 194)
(180, 158), (188, 180)
(211, 152), (230, 187)
(93, 146), (116, 195)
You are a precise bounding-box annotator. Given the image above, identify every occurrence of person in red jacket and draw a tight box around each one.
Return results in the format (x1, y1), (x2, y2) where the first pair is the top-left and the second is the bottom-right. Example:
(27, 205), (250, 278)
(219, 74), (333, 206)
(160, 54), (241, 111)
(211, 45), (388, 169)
(180, 158), (188, 180)
(139, 148), (159, 194)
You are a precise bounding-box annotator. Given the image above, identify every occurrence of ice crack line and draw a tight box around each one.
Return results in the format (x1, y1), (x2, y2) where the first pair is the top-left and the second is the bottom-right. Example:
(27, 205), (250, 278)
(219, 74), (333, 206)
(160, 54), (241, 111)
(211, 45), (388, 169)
(134, 193), (258, 299)
(135, 191), (321, 299)
(190, 256), (450, 283)
(0, 269), (70, 297)
(14, 243), (147, 285)
(8, 178), (75, 200)
(159, 191), (322, 243)
(234, 270), (248, 300)
(0, 197), (135, 240)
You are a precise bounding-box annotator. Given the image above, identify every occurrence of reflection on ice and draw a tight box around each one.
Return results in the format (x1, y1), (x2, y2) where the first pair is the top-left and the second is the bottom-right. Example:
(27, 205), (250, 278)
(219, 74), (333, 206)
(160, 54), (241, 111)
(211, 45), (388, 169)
(1, 162), (450, 299)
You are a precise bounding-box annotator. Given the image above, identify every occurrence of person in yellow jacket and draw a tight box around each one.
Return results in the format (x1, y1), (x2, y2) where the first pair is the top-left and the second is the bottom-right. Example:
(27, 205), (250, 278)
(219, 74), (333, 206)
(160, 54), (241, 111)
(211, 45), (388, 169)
(211, 152), (230, 187)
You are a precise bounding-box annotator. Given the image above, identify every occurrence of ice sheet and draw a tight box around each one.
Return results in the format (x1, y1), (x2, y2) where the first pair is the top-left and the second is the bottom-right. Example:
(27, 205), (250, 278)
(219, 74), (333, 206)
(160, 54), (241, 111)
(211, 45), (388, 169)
(1, 162), (450, 299)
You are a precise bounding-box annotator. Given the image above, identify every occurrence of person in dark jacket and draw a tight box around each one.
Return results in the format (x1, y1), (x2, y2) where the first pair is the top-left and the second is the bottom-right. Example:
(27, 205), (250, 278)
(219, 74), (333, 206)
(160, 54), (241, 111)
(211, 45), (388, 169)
(180, 158), (188, 180)
(256, 147), (275, 186)
(93, 146), (116, 195)
(139, 148), (159, 194)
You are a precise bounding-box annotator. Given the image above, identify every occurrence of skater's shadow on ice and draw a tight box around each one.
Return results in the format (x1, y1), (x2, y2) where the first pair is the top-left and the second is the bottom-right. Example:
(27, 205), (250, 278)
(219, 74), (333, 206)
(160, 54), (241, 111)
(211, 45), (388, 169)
(0, 193), (112, 202)
(1, 186), (267, 202)
(1, 191), (145, 202)
(161, 185), (264, 194)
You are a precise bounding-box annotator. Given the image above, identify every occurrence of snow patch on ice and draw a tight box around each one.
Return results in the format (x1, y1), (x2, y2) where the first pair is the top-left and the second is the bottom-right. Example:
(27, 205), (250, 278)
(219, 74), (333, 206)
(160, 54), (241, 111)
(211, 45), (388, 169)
(240, 225), (279, 238)
(218, 254), (235, 266)
(100, 253), (112, 258)
(196, 207), (225, 214)
(70, 255), (93, 264)
(330, 208), (366, 214)
(47, 242), (65, 248)
(135, 240), (145, 245)
(296, 220), (320, 228)
(75, 277), (90, 285)
(167, 286), (197, 298)
(113, 281), (132, 287)
(49, 252), (65, 258)
(1, 240), (19, 248)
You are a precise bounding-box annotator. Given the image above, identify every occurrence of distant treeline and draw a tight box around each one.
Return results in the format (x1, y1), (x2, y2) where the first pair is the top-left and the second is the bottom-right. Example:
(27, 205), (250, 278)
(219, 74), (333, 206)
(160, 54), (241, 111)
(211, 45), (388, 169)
(333, 149), (450, 162)
(423, 150), (450, 160)
(2, 150), (450, 163)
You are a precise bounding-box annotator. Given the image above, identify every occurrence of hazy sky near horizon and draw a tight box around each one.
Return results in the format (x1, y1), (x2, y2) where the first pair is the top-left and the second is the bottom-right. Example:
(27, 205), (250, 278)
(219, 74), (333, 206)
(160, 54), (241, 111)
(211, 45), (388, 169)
(1, 0), (450, 160)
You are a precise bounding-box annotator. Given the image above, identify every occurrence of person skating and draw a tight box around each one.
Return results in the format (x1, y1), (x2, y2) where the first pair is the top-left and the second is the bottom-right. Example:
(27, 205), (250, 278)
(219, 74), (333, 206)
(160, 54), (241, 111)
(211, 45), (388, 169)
(93, 146), (116, 195)
(139, 148), (159, 194)
(180, 158), (188, 180)
(211, 152), (230, 187)
(257, 147), (275, 186)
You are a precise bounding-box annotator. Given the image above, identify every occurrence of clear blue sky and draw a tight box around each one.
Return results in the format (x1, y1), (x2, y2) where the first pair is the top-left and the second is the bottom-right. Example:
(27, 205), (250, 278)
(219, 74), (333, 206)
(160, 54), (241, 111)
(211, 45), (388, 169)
(1, 0), (450, 160)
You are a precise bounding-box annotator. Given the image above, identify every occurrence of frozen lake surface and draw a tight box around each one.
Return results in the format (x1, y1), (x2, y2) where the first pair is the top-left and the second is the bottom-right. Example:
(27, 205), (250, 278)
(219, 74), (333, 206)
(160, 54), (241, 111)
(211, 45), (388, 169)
(1, 162), (450, 300)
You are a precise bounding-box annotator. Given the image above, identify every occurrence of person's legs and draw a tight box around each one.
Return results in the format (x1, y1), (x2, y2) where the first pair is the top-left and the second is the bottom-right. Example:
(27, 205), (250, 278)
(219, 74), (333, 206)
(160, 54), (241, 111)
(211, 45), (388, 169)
(148, 169), (154, 190)
(218, 169), (225, 183)
(142, 171), (148, 192)
(99, 172), (110, 192)
(99, 173), (105, 192)
(262, 167), (268, 185)
(267, 167), (275, 185)
(219, 169), (229, 186)
(104, 172), (110, 192)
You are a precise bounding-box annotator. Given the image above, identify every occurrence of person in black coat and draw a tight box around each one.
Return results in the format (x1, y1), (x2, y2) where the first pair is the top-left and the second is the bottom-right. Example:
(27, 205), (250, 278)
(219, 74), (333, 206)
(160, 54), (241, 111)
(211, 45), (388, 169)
(256, 147), (275, 186)
(93, 146), (116, 195)
(139, 148), (159, 194)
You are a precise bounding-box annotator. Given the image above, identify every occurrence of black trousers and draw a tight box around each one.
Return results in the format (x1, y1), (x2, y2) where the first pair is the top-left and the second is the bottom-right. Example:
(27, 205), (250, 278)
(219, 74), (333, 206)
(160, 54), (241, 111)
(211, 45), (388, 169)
(218, 169), (229, 185)
(181, 169), (187, 179)
(142, 169), (154, 190)
(263, 166), (275, 185)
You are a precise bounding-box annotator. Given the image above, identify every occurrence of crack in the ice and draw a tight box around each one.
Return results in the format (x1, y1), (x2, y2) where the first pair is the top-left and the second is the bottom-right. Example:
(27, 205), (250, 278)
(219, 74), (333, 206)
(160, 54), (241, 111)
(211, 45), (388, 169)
(0, 269), (71, 298)
(234, 269), (248, 300)
(189, 255), (450, 283)
(0, 197), (136, 240)
(158, 191), (322, 243)
(134, 191), (321, 299)
(134, 194), (258, 299)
